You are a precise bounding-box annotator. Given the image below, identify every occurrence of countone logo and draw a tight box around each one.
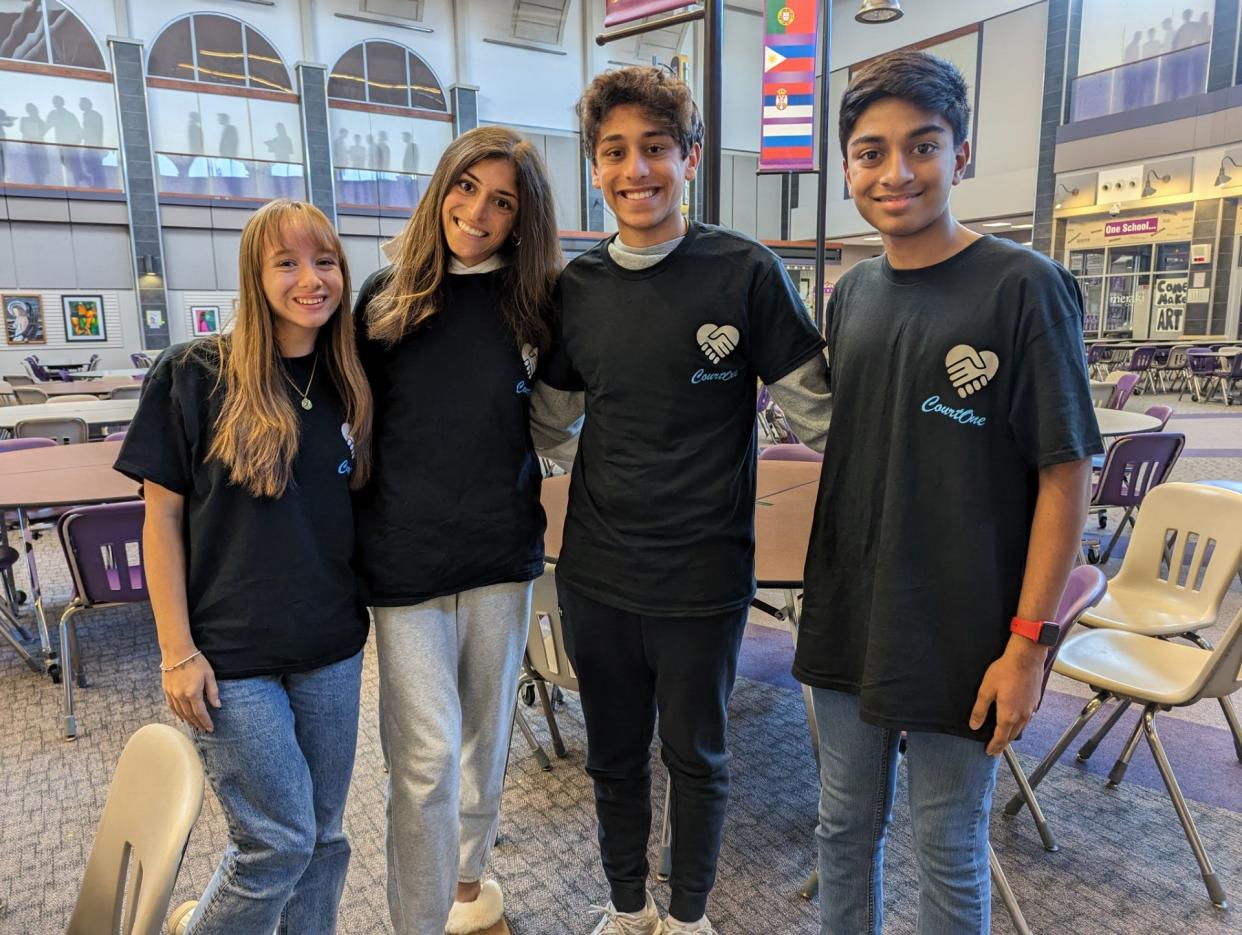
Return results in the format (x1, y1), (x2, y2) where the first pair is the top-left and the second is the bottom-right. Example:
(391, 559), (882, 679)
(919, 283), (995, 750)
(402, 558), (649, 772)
(945, 344), (999, 398)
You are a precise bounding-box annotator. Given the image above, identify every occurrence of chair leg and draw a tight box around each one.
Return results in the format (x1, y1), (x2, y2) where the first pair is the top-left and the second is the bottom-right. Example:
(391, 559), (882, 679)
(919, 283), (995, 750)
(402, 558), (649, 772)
(1077, 699), (1132, 761)
(990, 843), (1033, 935)
(1003, 692), (1109, 817)
(1218, 696), (1242, 762)
(0, 604), (40, 673)
(1106, 714), (1146, 787)
(1004, 747), (1058, 851)
(534, 680), (566, 759)
(1097, 507), (1134, 564)
(656, 780), (672, 881)
(59, 607), (80, 740)
(513, 708), (550, 771)
(1142, 705), (1229, 909)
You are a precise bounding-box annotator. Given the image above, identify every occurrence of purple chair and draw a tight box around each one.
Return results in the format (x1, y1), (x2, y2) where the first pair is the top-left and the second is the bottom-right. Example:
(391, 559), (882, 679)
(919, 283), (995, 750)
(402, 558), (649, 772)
(1142, 404), (1174, 430)
(1086, 344), (1112, 381)
(57, 501), (149, 739)
(104, 431), (127, 442)
(1107, 372), (1140, 410)
(758, 443), (822, 463)
(1124, 344), (1158, 394)
(1181, 349), (1217, 401)
(1087, 431), (1185, 564)
(1208, 352), (1242, 406)
(1001, 564), (1109, 850)
(130, 352), (153, 370)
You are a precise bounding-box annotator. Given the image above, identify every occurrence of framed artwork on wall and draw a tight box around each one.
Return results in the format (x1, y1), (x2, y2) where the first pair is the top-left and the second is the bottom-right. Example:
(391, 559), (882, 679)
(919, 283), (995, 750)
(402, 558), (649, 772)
(192, 306), (220, 335)
(62, 295), (107, 342)
(3, 294), (46, 345)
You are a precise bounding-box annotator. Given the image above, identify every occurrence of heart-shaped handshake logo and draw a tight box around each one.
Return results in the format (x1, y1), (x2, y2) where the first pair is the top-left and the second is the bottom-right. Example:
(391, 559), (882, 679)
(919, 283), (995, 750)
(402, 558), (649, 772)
(697, 323), (740, 364)
(520, 343), (538, 379)
(945, 344), (999, 398)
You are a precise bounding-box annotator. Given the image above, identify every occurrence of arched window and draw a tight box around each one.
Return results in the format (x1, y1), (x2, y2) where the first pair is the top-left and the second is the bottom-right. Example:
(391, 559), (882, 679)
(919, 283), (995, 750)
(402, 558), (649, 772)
(148, 14), (292, 93)
(0, 0), (105, 70)
(328, 41), (446, 112)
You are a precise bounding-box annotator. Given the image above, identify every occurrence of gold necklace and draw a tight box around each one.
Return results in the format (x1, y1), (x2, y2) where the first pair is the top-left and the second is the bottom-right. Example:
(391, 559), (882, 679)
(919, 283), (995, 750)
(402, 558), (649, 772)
(282, 355), (317, 411)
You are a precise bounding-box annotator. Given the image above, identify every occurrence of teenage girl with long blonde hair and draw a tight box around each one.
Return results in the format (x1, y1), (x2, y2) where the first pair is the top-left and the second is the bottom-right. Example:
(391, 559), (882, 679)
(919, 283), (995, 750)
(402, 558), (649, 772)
(353, 126), (562, 935)
(115, 199), (372, 935)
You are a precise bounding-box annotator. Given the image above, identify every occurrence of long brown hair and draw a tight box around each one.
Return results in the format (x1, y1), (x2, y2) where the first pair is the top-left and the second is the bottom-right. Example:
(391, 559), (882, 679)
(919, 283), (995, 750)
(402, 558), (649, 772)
(367, 126), (562, 350)
(200, 200), (372, 498)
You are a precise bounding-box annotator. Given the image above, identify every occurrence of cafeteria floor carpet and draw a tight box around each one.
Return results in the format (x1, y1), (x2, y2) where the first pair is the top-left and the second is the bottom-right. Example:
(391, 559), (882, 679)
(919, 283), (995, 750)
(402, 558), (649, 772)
(1, 392), (1240, 934)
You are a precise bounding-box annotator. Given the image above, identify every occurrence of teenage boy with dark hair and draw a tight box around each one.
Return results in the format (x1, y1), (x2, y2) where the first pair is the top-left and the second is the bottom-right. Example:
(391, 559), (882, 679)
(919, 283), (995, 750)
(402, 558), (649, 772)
(540, 66), (829, 935)
(794, 51), (1101, 934)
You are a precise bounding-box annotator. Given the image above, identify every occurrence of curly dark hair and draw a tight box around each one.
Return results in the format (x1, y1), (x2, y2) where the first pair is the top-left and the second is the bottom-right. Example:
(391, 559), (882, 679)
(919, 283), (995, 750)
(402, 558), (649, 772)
(576, 66), (704, 162)
(839, 51), (971, 156)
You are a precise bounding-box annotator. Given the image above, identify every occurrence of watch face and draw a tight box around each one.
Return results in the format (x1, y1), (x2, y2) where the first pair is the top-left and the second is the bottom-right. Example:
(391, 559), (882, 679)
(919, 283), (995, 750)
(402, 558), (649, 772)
(1038, 623), (1059, 647)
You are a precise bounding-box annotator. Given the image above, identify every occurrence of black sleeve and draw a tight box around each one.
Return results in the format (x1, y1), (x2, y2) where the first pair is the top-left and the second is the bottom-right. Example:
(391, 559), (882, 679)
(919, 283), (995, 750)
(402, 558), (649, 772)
(1008, 267), (1105, 468)
(540, 282), (586, 391)
(747, 255), (827, 385)
(113, 348), (199, 494)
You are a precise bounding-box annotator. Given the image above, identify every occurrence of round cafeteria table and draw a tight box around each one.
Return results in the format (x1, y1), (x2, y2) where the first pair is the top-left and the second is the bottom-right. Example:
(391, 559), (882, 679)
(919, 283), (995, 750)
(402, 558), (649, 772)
(0, 441), (139, 678)
(32, 377), (141, 397)
(1095, 408), (1162, 437)
(0, 399), (138, 432)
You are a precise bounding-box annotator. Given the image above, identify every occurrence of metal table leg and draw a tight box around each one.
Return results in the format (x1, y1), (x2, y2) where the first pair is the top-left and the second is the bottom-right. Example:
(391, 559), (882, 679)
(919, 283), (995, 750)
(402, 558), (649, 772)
(15, 507), (58, 679)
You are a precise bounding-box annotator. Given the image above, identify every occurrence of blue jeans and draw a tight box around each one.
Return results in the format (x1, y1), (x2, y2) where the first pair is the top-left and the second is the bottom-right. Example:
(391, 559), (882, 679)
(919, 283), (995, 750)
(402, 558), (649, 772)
(186, 651), (363, 935)
(812, 688), (999, 935)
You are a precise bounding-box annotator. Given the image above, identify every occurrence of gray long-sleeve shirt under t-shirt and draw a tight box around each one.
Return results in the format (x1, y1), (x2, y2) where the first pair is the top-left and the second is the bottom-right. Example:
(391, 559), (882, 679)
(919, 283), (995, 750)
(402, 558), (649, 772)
(528, 230), (831, 461)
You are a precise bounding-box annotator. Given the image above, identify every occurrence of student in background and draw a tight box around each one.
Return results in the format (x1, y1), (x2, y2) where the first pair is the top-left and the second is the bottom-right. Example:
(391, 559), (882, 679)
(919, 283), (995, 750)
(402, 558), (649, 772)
(794, 52), (1099, 935)
(353, 125), (563, 935)
(540, 66), (828, 935)
(115, 199), (373, 935)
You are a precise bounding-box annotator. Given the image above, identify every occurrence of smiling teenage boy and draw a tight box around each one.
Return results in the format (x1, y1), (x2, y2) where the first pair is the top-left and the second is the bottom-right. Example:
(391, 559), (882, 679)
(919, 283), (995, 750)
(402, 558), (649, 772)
(793, 52), (1102, 934)
(541, 67), (828, 935)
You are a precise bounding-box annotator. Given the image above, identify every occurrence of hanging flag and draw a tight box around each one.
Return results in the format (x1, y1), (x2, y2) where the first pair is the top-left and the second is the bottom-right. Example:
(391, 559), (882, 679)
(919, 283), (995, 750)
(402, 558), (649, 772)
(760, 0), (820, 172)
(605, 0), (691, 27)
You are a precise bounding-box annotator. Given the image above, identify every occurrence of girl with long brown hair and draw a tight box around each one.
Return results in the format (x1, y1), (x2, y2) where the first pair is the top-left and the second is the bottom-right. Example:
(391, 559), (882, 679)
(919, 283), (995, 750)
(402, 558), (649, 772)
(352, 126), (562, 935)
(115, 200), (372, 935)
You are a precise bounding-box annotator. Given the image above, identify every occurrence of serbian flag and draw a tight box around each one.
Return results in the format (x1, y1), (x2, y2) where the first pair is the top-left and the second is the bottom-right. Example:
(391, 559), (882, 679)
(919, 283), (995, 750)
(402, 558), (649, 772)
(760, 0), (820, 172)
(605, 0), (692, 27)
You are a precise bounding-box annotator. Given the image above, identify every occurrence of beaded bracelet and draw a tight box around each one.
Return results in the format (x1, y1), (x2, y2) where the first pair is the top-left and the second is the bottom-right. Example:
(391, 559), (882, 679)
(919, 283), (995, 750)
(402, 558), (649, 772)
(160, 650), (203, 672)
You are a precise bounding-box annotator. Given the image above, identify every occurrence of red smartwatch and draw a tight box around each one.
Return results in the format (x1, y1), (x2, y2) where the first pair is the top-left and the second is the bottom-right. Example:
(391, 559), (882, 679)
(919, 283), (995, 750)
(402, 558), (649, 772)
(1010, 616), (1060, 647)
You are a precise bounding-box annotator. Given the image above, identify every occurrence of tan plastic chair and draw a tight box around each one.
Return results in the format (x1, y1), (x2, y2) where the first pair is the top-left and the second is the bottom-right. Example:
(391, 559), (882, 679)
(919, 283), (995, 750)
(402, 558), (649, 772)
(514, 564), (578, 771)
(1089, 382), (1115, 408)
(67, 723), (204, 935)
(1063, 483), (1242, 776)
(0, 380), (15, 405)
(3, 373), (34, 386)
(1031, 605), (1242, 910)
(13, 385), (48, 404)
(110, 385), (143, 400)
(15, 416), (89, 445)
(48, 394), (102, 404)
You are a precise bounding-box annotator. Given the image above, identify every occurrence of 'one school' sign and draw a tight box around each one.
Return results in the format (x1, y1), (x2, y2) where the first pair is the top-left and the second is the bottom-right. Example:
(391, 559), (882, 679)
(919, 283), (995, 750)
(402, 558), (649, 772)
(1104, 216), (1159, 237)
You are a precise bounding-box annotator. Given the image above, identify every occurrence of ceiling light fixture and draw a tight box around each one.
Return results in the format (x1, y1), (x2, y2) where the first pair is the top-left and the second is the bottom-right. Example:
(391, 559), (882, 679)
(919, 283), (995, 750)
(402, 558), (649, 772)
(982, 221), (1011, 228)
(1054, 183), (1079, 210)
(856, 0), (903, 24)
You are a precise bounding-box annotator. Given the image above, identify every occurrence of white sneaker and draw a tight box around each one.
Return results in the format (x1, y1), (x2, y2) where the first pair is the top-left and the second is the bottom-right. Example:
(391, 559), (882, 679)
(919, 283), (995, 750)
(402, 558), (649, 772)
(661, 915), (718, 935)
(588, 891), (662, 935)
(167, 901), (196, 935)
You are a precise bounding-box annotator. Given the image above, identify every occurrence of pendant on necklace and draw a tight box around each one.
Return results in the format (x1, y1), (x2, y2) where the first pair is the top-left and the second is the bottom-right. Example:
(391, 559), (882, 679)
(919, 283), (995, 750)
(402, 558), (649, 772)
(301, 397), (313, 411)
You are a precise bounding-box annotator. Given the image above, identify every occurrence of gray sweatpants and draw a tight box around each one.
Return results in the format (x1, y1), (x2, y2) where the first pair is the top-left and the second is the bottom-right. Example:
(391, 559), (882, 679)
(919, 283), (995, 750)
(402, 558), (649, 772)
(374, 580), (532, 935)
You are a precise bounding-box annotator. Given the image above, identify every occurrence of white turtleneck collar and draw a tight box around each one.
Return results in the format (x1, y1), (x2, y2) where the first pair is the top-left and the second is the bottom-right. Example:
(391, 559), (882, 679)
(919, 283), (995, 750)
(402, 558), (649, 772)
(449, 254), (507, 275)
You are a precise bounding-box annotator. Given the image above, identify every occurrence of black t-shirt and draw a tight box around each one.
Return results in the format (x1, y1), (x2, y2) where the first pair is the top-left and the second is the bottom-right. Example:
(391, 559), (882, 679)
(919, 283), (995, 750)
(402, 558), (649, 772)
(543, 222), (825, 616)
(114, 341), (367, 680)
(351, 267), (546, 606)
(793, 236), (1104, 740)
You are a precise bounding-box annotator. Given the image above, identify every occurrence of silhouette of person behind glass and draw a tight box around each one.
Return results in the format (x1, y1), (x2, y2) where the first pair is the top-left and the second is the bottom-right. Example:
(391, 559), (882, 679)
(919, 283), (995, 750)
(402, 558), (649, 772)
(188, 112), (204, 153)
(333, 127), (349, 166)
(218, 113), (239, 157)
(19, 103), (48, 184)
(1123, 30), (1142, 63)
(375, 130), (390, 171)
(78, 97), (105, 187)
(1141, 27), (1162, 58)
(349, 133), (366, 168)
(266, 122), (294, 163)
(401, 131), (417, 174)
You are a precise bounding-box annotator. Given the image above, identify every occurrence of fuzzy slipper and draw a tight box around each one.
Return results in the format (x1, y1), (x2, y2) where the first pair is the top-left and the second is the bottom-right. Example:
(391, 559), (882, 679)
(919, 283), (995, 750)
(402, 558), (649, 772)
(445, 880), (508, 935)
